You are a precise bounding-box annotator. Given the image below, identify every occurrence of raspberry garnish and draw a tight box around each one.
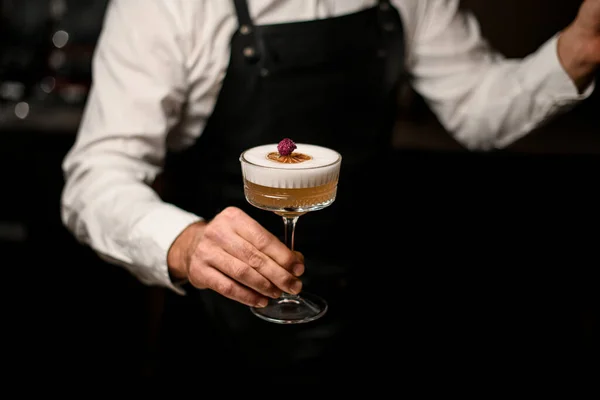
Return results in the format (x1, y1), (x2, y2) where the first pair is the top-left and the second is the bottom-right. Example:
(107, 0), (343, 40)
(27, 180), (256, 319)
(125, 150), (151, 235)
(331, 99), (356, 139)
(277, 138), (297, 156)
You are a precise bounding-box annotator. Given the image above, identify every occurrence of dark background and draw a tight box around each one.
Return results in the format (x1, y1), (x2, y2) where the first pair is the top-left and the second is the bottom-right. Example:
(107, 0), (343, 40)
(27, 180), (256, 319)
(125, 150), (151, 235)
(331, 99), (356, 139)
(1, 0), (598, 381)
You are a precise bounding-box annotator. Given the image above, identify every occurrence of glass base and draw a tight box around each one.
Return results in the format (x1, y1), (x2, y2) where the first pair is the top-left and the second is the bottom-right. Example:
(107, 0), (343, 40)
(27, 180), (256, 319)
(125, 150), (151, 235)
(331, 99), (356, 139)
(251, 292), (328, 324)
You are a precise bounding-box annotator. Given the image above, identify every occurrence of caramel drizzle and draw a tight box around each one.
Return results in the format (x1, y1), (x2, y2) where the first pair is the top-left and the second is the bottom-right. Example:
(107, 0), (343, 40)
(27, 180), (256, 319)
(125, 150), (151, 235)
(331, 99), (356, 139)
(267, 152), (312, 164)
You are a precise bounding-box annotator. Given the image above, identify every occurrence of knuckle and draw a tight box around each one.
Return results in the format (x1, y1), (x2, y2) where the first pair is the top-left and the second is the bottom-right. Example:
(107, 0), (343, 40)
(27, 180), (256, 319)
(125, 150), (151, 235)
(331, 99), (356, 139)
(231, 263), (250, 279)
(253, 231), (271, 250)
(201, 226), (217, 243)
(282, 252), (296, 268)
(193, 240), (207, 256)
(187, 267), (206, 289)
(263, 278), (274, 291)
(240, 241), (256, 260)
(202, 224), (223, 243)
(193, 244), (212, 265)
(221, 206), (243, 219)
(215, 281), (235, 297)
(247, 252), (264, 270)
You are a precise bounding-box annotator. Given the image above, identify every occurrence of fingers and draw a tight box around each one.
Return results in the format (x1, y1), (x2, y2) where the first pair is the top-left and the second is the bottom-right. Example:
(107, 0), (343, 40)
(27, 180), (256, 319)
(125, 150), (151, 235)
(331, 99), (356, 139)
(230, 210), (305, 276)
(207, 245), (283, 299)
(189, 207), (307, 306)
(188, 265), (270, 308)
(216, 228), (303, 295)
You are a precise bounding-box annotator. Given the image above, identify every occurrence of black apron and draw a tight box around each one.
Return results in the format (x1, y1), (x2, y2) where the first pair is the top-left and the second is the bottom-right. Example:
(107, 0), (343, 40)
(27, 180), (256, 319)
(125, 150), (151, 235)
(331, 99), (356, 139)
(157, 0), (408, 383)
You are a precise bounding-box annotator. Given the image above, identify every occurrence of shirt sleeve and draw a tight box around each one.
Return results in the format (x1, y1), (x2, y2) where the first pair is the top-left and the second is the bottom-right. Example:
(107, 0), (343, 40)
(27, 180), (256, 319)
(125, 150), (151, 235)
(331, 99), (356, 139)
(406, 0), (595, 150)
(61, 0), (200, 294)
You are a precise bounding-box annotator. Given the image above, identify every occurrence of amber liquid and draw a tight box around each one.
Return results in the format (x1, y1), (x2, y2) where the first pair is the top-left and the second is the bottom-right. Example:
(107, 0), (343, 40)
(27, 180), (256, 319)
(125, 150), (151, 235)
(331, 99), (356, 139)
(244, 180), (338, 213)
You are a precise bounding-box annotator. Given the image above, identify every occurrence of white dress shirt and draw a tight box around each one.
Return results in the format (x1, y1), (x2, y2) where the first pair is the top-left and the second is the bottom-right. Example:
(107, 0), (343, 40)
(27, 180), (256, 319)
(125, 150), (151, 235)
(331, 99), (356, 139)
(61, 0), (594, 294)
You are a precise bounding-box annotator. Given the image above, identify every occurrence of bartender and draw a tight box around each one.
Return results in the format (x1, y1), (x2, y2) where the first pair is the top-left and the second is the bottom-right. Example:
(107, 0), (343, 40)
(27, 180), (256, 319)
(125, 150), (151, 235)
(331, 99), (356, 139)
(61, 0), (598, 384)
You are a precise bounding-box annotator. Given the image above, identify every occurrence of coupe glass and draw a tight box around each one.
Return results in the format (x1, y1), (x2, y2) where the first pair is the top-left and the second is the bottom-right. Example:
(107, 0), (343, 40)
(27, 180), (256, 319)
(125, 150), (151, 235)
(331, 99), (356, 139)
(239, 142), (342, 324)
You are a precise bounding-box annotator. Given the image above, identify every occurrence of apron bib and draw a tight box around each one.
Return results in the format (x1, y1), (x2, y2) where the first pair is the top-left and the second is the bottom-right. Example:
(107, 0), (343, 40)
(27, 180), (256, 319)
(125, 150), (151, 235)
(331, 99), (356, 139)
(157, 0), (406, 382)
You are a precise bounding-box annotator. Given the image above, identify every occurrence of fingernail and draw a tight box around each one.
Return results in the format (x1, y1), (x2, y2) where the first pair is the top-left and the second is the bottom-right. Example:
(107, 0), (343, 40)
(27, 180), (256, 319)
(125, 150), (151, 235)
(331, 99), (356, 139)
(256, 298), (268, 308)
(293, 264), (304, 276)
(289, 280), (302, 295)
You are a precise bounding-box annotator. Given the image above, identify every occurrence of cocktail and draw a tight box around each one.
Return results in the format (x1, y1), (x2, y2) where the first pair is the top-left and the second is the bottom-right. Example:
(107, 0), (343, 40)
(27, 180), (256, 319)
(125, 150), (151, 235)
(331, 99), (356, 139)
(239, 138), (342, 324)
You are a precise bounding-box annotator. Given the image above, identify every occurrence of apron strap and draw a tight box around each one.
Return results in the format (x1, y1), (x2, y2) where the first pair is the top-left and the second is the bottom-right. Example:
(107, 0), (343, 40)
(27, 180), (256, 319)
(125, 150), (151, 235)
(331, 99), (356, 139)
(376, 0), (406, 90)
(232, 0), (263, 64)
(233, 0), (253, 29)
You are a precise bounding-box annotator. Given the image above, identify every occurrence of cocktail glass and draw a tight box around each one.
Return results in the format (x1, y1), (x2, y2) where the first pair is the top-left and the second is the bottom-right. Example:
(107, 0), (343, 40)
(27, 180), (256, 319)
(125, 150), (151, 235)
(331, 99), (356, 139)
(239, 141), (342, 324)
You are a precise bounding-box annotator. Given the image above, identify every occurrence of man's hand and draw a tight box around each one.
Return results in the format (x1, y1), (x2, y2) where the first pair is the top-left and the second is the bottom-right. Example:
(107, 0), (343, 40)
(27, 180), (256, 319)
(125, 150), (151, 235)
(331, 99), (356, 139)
(167, 207), (305, 308)
(558, 0), (600, 92)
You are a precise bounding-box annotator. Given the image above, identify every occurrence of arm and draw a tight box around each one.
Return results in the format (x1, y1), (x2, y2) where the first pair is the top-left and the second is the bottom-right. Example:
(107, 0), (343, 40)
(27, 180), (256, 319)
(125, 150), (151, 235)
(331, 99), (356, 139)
(61, 0), (200, 293)
(61, 0), (303, 304)
(406, 0), (597, 151)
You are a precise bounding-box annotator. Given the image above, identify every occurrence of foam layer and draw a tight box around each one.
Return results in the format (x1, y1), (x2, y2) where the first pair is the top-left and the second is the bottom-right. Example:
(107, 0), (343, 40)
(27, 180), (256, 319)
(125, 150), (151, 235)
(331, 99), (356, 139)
(240, 143), (341, 188)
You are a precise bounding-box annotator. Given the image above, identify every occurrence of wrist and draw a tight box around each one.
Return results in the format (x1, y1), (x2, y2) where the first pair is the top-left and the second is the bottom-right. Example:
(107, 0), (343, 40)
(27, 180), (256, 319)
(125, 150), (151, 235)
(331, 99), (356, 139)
(558, 24), (599, 92)
(167, 220), (206, 282)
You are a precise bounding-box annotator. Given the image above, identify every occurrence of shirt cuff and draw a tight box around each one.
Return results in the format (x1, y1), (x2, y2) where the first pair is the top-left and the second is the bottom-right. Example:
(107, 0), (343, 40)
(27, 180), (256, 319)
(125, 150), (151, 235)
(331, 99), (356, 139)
(127, 203), (202, 295)
(522, 33), (595, 103)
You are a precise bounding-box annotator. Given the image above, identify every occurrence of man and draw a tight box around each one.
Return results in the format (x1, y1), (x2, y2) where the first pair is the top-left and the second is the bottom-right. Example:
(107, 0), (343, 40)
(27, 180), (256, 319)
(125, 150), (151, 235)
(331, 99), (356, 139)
(61, 0), (598, 383)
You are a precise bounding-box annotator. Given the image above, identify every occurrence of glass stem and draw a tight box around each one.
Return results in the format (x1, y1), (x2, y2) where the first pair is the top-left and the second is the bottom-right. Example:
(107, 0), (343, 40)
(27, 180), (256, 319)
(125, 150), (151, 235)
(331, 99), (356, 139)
(282, 214), (300, 299)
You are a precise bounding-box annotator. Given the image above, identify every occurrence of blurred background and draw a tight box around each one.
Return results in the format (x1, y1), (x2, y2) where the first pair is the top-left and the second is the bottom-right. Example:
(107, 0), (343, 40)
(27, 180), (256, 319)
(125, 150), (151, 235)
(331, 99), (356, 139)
(1, 0), (597, 380)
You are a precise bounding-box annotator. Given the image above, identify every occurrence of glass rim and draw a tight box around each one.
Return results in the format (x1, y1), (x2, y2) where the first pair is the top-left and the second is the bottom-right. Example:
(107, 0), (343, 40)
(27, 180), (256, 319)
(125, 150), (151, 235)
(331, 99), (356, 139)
(239, 148), (342, 170)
